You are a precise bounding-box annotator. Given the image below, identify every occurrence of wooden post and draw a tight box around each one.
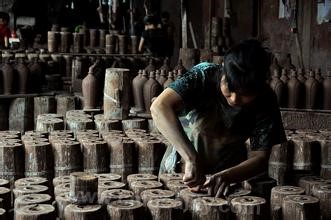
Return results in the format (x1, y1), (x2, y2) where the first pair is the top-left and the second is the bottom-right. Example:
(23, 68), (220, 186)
(98, 181), (126, 199)
(95, 117), (122, 133)
(270, 186), (305, 217)
(52, 140), (83, 176)
(34, 96), (56, 128)
(136, 140), (165, 175)
(166, 180), (188, 196)
(282, 195), (319, 220)
(66, 117), (94, 137)
(69, 172), (98, 205)
(320, 139), (331, 178)
(106, 138), (136, 182)
(312, 183), (331, 220)
(147, 198), (183, 220)
(127, 174), (158, 190)
(0, 143), (24, 182)
(192, 197), (229, 220)
(15, 177), (49, 188)
(14, 194), (52, 209)
(55, 192), (71, 220)
(130, 180), (163, 201)
(107, 200), (144, 219)
(179, 188), (209, 212)
(36, 118), (64, 132)
(141, 189), (175, 207)
(15, 204), (56, 220)
(231, 196), (267, 220)
(0, 187), (11, 211)
(24, 142), (53, 180)
(82, 140), (109, 174)
(96, 173), (122, 182)
(9, 98), (34, 133)
(13, 185), (49, 199)
(104, 68), (131, 120)
(99, 189), (134, 205)
(121, 118), (147, 131)
(54, 183), (70, 197)
(159, 173), (184, 186)
(291, 137), (315, 171)
(298, 176), (326, 195)
(268, 142), (290, 185)
(56, 95), (76, 118)
(64, 204), (104, 219)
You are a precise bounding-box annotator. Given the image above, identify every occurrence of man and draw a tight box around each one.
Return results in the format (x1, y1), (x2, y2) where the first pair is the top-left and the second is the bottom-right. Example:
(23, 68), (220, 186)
(151, 40), (286, 197)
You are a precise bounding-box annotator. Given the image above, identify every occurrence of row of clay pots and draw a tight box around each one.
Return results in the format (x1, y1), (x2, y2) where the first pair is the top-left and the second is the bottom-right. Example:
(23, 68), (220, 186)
(269, 69), (331, 110)
(131, 69), (183, 114)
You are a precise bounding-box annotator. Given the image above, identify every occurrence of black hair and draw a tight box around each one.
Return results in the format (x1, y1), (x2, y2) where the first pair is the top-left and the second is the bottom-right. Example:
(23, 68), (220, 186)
(144, 15), (158, 26)
(222, 39), (270, 94)
(0, 12), (9, 23)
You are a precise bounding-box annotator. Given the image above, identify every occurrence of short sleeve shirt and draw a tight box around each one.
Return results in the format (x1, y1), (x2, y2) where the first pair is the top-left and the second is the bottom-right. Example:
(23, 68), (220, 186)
(163, 62), (286, 174)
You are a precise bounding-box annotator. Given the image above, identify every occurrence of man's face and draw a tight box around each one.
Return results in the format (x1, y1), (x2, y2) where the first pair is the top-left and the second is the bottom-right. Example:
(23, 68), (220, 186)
(220, 75), (256, 107)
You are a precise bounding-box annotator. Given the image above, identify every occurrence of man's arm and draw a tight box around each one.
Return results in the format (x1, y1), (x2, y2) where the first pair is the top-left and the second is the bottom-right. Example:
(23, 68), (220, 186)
(203, 149), (270, 197)
(151, 88), (206, 187)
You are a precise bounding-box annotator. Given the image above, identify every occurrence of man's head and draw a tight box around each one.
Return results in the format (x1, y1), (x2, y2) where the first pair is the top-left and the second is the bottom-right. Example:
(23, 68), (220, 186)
(144, 15), (158, 28)
(0, 12), (9, 26)
(220, 39), (270, 107)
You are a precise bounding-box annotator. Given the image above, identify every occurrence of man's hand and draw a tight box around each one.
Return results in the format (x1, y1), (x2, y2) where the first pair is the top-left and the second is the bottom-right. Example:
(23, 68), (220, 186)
(183, 160), (206, 191)
(202, 171), (230, 198)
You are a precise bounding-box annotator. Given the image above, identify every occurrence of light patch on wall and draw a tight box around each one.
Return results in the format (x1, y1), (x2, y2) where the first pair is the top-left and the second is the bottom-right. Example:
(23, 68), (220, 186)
(317, 0), (331, 24)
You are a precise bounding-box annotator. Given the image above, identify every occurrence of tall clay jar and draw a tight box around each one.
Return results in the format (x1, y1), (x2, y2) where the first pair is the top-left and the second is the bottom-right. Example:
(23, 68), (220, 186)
(2, 54), (14, 95)
(132, 70), (148, 112)
(99, 29), (106, 48)
(15, 54), (29, 94)
(287, 70), (304, 109)
(118, 34), (126, 55)
(60, 31), (71, 53)
(105, 34), (116, 54)
(270, 69), (287, 107)
(82, 65), (98, 109)
(131, 35), (138, 54)
(89, 29), (99, 48)
(143, 71), (162, 113)
(280, 69), (289, 84)
(157, 70), (167, 86)
(297, 68), (306, 84)
(163, 71), (175, 89)
(305, 70), (322, 109)
(28, 55), (43, 93)
(73, 33), (84, 53)
(48, 31), (58, 53)
(323, 71), (331, 110)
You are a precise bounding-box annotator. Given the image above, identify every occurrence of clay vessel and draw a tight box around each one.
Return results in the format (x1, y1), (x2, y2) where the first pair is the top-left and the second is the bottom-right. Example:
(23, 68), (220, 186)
(89, 29), (98, 48)
(305, 70), (322, 109)
(280, 69), (289, 84)
(73, 33), (84, 53)
(173, 59), (187, 73)
(155, 70), (160, 81)
(163, 71), (175, 89)
(131, 35), (138, 54)
(159, 58), (171, 73)
(284, 54), (295, 71)
(28, 55), (43, 93)
(99, 29), (106, 48)
(157, 70), (167, 86)
(15, 54), (29, 94)
(143, 71), (162, 113)
(297, 68), (306, 84)
(314, 68), (324, 83)
(82, 64), (98, 109)
(270, 57), (281, 76)
(132, 70), (148, 112)
(287, 70), (304, 108)
(118, 34), (126, 54)
(323, 71), (331, 110)
(145, 59), (156, 73)
(270, 69), (287, 107)
(2, 55), (14, 95)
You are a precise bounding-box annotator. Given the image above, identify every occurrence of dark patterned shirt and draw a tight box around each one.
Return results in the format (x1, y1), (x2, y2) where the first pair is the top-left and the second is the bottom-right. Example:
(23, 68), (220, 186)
(160, 62), (286, 174)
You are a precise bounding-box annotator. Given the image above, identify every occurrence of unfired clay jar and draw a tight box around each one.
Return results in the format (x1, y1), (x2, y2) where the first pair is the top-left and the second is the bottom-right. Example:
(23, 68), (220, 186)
(132, 70), (148, 112)
(145, 59), (156, 74)
(297, 69), (306, 84)
(15, 54), (29, 94)
(280, 69), (289, 84)
(118, 34), (126, 55)
(305, 70), (322, 109)
(287, 70), (304, 109)
(82, 64), (98, 109)
(314, 69), (324, 83)
(157, 70), (167, 86)
(143, 71), (162, 113)
(163, 72), (175, 89)
(270, 69), (287, 107)
(2, 55), (14, 95)
(173, 59), (186, 73)
(323, 71), (331, 110)
(159, 58), (171, 73)
(28, 55), (43, 93)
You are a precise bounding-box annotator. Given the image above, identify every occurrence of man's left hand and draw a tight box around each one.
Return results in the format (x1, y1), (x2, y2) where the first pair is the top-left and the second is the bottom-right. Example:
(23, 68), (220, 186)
(202, 171), (230, 198)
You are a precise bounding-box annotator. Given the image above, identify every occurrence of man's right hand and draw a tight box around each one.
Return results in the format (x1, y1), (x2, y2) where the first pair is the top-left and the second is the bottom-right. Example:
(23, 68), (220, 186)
(183, 160), (206, 191)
